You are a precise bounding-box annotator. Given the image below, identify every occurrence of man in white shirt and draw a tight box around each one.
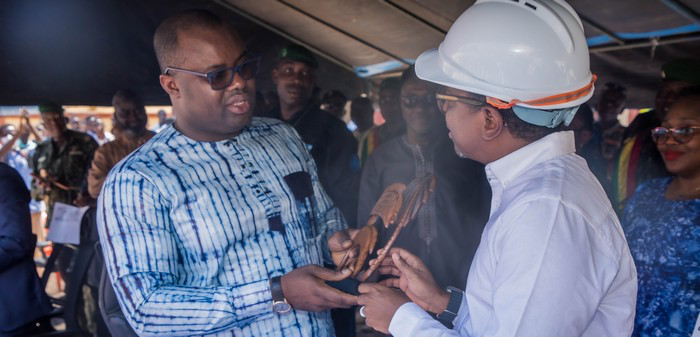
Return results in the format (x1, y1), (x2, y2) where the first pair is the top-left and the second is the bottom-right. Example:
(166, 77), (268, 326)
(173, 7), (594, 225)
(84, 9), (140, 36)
(355, 0), (638, 336)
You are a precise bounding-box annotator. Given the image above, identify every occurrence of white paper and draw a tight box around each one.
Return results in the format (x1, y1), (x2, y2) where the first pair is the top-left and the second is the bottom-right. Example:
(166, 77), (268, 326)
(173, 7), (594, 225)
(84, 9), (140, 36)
(47, 202), (89, 245)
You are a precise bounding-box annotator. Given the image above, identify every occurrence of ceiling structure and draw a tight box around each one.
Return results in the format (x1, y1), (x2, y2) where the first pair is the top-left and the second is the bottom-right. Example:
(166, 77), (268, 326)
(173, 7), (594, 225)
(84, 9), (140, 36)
(1, 0), (699, 108)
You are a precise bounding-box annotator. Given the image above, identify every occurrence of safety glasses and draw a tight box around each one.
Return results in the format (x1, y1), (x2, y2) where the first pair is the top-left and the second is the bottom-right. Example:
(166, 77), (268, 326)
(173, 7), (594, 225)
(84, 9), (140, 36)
(164, 55), (260, 90)
(435, 92), (485, 114)
(651, 126), (700, 144)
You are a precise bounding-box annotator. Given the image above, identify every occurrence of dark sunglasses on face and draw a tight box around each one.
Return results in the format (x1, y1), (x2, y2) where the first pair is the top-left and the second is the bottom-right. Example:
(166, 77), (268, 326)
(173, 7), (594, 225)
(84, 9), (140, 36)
(651, 126), (700, 144)
(401, 94), (438, 109)
(164, 55), (260, 90)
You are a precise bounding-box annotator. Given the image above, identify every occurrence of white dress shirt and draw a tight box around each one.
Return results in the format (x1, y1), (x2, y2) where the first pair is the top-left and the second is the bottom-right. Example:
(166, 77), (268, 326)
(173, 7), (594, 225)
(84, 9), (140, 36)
(389, 131), (637, 337)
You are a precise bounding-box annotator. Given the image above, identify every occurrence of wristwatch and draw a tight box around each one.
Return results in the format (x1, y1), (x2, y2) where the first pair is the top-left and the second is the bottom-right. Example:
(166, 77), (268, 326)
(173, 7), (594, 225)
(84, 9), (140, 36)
(270, 276), (292, 314)
(436, 286), (463, 324)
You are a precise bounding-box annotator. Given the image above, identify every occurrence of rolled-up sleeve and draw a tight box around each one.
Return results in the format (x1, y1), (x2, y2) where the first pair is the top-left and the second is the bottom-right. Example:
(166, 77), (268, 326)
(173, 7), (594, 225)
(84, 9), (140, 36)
(97, 170), (272, 337)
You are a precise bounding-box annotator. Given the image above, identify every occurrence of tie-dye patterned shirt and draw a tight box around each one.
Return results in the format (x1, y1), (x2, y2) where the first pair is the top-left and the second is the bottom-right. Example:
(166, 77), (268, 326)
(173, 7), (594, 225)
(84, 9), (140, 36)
(97, 118), (346, 336)
(623, 177), (700, 337)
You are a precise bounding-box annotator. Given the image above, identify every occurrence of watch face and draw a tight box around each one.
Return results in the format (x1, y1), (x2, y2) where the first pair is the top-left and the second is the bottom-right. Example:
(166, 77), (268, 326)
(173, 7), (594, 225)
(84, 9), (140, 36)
(272, 300), (292, 314)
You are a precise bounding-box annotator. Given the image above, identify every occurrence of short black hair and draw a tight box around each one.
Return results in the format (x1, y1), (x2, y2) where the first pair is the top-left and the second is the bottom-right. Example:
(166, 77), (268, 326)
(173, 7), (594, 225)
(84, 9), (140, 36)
(0, 124), (15, 136)
(604, 82), (626, 94)
(669, 85), (700, 112)
(321, 90), (347, 103)
(467, 93), (567, 142)
(351, 96), (373, 111)
(674, 85), (700, 102)
(379, 77), (401, 93)
(38, 102), (64, 115)
(575, 103), (594, 130)
(153, 10), (231, 72)
(112, 89), (144, 108)
(399, 65), (419, 87)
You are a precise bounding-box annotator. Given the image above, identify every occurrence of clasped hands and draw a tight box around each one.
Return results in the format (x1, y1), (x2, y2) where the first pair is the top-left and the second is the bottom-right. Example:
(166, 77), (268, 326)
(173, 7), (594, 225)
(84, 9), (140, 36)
(282, 229), (449, 334)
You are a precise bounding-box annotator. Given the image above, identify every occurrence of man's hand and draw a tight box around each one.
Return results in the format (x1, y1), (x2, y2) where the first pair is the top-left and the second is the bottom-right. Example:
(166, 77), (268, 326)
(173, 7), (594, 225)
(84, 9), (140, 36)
(281, 265), (358, 311)
(327, 228), (359, 271)
(372, 247), (449, 314)
(357, 283), (411, 334)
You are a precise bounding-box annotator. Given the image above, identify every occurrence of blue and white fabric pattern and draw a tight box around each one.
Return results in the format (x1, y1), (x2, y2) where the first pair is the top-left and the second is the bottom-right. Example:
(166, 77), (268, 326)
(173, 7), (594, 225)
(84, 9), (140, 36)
(97, 117), (346, 336)
(623, 177), (700, 337)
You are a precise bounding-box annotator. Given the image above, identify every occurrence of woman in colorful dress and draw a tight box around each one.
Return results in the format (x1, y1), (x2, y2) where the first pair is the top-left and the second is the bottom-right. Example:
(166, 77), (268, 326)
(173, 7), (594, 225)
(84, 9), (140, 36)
(622, 86), (700, 337)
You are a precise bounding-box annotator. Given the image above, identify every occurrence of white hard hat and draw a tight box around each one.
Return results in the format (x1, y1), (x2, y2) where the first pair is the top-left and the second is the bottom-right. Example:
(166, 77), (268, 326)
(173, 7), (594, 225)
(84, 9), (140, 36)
(416, 0), (595, 112)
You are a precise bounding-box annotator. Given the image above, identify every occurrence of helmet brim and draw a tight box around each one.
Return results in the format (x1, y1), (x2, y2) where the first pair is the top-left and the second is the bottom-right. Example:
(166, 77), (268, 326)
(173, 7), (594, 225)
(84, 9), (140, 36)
(415, 48), (594, 110)
(415, 48), (454, 92)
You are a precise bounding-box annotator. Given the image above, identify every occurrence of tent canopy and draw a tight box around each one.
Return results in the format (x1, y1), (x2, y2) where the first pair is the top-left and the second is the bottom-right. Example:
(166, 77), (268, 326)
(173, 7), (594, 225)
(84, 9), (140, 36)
(1, 0), (699, 108)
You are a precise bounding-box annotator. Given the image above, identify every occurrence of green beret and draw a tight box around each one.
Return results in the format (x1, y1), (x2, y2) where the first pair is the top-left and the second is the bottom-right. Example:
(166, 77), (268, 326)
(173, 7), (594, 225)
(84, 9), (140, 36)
(277, 44), (318, 68)
(38, 102), (64, 114)
(661, 59), (700, 85)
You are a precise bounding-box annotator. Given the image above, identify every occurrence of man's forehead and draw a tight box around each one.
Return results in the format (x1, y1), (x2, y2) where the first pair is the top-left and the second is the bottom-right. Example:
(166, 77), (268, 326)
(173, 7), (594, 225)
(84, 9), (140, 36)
(276, 59), (314, 70)
(177, 27), (245, 63)
(41, 110), (63, 117)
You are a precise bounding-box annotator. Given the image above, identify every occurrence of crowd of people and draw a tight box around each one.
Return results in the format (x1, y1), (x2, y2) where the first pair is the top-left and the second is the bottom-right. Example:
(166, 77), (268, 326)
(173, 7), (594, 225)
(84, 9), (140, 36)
(1, 1), (698, 336)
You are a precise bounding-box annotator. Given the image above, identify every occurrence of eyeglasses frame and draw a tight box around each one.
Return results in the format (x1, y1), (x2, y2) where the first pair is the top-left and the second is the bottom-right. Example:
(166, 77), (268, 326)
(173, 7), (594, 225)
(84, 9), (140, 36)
(163, 55), (261, 90)
(651, 126), (700, 144)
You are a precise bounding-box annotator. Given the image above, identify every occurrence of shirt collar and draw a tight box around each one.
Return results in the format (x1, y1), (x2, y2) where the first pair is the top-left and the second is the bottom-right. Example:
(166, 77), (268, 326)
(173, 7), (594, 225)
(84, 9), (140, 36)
(486, 131), (576, 187)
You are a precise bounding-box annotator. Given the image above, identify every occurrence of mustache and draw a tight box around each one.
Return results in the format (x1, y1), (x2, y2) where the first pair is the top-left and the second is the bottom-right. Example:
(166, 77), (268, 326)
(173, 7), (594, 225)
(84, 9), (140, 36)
(225, 88), (252, 100)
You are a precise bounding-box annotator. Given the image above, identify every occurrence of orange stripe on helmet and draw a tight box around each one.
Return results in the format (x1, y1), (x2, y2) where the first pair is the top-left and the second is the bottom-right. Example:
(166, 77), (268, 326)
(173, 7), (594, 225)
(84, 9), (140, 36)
(486, 74), (597, 109)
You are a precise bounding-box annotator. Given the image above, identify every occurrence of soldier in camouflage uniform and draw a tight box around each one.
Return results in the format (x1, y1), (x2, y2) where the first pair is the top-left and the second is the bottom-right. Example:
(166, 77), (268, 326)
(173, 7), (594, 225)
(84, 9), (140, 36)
(29, 102), (100, 334)
(30, 103), (98, 227)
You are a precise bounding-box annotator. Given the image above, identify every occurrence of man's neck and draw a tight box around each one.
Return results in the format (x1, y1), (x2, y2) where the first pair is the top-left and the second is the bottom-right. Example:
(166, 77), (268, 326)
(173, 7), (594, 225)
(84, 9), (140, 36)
(172, 121), (241, 142)
(405, 130), (433, 147)
(280, 102), (306, 121)
(120, 128), (146, 141)
(384, 121), (406, 137)
(482, 133), (531, 164)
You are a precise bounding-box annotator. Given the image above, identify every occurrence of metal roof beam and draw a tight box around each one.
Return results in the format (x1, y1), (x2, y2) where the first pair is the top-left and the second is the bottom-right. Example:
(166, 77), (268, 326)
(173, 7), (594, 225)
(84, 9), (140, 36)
(659, 0), (700, 25)
(277, 0), (411, 66)
(589, 32), (700, 53)
(380, 0), (447, 35)
(213, 0), (355, 72)
(578, 14), (625, 45)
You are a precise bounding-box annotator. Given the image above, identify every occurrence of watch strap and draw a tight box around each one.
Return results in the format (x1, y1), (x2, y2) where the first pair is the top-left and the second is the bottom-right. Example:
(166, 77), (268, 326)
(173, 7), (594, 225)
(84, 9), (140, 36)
(437, 286), (463, 324)
(270, 276), (285, 302)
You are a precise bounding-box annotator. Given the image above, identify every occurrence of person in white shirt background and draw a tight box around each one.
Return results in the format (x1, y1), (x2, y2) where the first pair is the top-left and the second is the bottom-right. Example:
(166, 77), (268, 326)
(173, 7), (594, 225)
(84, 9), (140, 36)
(355, 0), (638, 336)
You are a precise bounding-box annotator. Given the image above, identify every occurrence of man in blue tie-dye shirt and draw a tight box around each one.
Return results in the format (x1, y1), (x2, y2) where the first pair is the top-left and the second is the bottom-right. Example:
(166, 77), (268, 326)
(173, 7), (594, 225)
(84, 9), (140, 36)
(97, 10), (358, 336)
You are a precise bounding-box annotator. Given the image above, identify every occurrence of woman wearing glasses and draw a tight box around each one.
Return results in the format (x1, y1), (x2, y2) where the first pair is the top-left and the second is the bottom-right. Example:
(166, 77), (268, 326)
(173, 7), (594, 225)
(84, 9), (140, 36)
(622, 86), (700, 337)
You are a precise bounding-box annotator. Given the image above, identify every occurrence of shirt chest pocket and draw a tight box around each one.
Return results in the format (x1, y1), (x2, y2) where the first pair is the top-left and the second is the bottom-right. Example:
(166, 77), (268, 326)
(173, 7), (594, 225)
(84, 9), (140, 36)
(282, 171), (315, 239)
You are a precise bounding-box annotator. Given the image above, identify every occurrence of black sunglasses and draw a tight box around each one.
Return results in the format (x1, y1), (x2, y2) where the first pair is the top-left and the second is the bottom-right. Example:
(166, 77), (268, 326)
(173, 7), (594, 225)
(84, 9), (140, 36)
(401, 94), (438, 109)
(164, 55), (260, 90)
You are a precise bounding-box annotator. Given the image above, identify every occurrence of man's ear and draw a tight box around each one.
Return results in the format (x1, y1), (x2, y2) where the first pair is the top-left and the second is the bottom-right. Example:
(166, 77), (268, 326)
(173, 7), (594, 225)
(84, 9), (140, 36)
(160, 74), (180, 98)
(482, 106), (505, 141)
(581, 129), (593, 148)
(271, 68), (279, 86)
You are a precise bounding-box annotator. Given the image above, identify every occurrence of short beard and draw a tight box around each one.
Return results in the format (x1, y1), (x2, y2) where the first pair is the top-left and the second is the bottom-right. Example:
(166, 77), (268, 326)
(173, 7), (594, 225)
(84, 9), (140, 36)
(116, 122), (146, 139)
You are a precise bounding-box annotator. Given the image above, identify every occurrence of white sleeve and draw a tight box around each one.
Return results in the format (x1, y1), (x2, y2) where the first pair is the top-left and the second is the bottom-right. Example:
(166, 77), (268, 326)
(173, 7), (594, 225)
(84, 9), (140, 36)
(388, 296), (471, 337)
(473, 198), (620, 336)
